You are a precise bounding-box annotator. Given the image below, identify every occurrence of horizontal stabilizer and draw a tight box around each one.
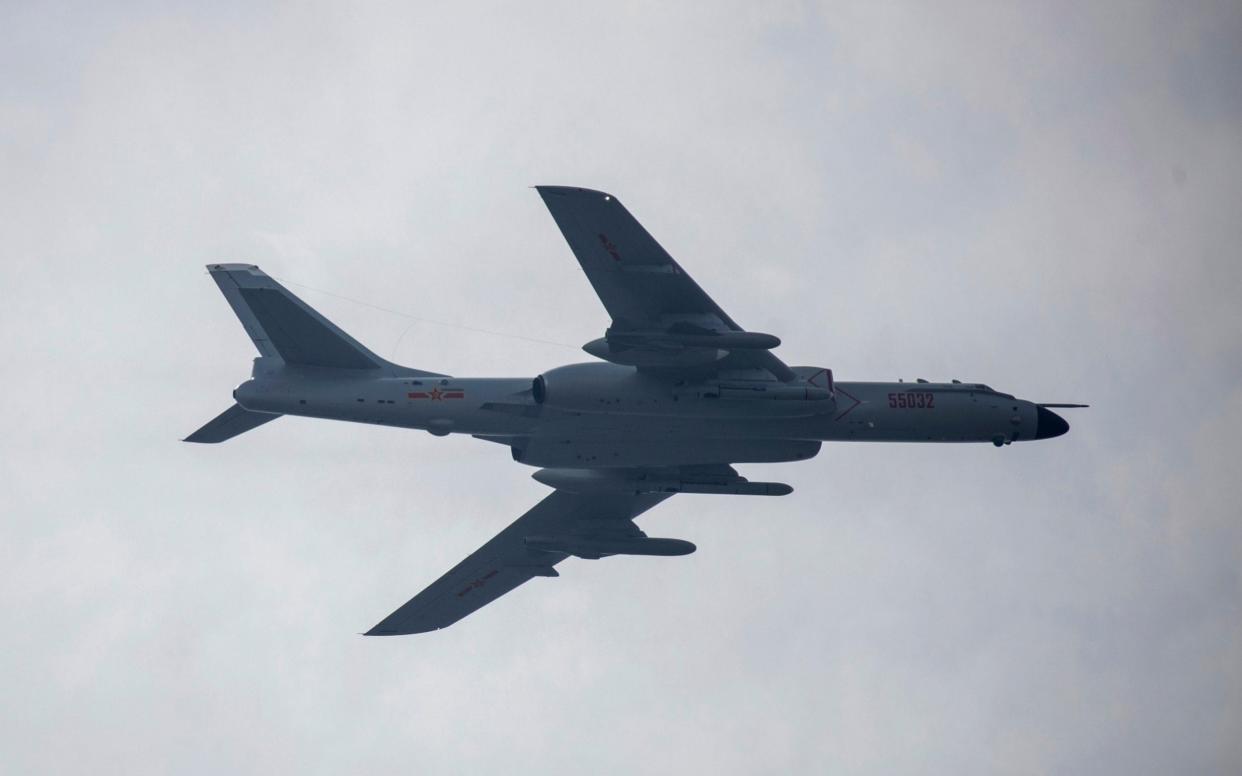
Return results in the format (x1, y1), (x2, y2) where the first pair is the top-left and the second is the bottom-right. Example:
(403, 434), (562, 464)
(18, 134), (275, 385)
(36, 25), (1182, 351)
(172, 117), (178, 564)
(184, 403), (281, 443)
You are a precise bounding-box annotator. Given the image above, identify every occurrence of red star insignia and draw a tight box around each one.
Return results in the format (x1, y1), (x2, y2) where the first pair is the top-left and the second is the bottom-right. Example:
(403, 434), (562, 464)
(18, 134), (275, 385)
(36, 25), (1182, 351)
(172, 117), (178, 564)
(429, 387), (443, 400)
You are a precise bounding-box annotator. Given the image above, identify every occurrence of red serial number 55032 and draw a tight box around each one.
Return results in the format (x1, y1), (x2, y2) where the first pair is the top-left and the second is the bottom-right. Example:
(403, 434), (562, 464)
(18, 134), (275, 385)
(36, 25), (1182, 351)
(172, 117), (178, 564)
(889, 392), (936, 409)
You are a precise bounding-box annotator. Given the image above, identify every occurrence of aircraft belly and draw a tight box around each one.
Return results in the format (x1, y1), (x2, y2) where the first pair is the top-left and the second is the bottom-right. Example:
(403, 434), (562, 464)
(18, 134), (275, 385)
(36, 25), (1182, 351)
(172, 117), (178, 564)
(512, 435), (821, 468)
(532, 412), (823, 442)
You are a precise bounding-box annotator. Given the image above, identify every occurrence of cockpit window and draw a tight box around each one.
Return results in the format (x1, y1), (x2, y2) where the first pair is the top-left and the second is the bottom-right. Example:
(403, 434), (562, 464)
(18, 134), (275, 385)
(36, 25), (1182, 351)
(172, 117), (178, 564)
(972, 383), (1015, 398)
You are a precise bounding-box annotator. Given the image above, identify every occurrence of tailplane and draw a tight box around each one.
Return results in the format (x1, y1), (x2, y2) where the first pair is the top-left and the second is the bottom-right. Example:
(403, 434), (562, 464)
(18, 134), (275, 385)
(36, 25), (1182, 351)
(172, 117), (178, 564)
(187, 264), (446, 444)
(184, 403), (280, 444)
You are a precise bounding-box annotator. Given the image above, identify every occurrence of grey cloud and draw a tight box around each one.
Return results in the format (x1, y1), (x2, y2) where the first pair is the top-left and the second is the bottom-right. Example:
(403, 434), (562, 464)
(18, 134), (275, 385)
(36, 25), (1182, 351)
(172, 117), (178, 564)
(2, 2), (1240, 774)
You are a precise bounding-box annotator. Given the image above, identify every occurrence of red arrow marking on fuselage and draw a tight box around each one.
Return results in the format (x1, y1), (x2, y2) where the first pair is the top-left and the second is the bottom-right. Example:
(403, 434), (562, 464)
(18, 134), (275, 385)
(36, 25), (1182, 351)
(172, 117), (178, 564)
(833, 386), (862, 421)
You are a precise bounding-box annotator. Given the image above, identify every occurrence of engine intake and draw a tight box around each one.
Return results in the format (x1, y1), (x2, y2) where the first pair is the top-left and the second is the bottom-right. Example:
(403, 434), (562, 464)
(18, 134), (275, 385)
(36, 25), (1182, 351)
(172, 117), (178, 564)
(529, 362), (669, 411)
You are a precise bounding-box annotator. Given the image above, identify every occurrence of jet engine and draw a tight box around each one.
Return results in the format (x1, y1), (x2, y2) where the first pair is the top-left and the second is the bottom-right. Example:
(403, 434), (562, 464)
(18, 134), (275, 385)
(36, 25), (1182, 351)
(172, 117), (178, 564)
(531, 362), (670, 412)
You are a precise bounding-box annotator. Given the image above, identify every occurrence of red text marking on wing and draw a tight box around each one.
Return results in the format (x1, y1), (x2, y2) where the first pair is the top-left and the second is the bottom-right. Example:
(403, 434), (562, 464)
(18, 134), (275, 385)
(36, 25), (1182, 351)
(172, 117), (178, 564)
(457, 569), (499, 597)
(597, 233), (621, 262)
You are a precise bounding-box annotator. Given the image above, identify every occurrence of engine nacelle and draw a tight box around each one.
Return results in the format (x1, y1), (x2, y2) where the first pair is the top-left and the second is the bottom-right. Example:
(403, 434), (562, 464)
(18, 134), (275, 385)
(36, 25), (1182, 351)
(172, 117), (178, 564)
(532, 362), (672, 413)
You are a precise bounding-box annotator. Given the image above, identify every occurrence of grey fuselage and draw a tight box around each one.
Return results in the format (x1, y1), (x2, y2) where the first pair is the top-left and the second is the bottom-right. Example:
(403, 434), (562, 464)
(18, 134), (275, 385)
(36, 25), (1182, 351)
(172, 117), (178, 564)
(234, 360), (1064, 469)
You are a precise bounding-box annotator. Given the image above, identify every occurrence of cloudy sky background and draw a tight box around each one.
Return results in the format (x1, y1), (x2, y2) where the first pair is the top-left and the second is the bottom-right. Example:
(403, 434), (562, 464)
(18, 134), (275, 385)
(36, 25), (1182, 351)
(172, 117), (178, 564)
(3, 2), (1240, 773)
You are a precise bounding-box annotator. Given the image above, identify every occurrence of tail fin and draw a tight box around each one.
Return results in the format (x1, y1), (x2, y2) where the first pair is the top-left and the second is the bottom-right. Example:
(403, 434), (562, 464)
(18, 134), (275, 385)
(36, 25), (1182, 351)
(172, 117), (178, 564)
(184, 403), (280, 443)
(206, 264), (438, 373)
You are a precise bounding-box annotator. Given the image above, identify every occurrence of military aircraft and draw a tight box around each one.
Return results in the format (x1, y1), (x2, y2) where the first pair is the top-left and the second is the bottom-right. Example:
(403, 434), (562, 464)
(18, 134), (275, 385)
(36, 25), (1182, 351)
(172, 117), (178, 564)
(187, 186), (1084, 634)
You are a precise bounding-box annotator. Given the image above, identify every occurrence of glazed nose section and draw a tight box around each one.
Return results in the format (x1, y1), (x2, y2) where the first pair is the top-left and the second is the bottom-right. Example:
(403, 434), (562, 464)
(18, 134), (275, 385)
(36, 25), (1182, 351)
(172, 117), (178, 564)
(1035, 406), (1070, 439)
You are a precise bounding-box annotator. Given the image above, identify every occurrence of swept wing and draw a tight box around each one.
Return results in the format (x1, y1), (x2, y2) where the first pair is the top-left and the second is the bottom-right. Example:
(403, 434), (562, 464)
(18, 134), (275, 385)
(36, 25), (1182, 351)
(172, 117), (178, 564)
(536, 186), (795, 382)
(366, 488), (673, 635)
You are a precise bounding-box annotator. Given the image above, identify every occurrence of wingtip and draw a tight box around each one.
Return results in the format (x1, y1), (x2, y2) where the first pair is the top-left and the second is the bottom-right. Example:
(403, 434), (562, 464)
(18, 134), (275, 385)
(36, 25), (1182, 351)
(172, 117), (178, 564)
(205, 263), (265, 274)
(364, 621), (445, 636)
(533, 185), (616, 201)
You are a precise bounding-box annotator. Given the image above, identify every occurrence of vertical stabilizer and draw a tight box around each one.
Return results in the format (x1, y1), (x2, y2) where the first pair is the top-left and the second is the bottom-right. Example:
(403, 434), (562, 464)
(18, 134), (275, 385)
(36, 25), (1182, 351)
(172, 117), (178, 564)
(207, 264), (389, 369)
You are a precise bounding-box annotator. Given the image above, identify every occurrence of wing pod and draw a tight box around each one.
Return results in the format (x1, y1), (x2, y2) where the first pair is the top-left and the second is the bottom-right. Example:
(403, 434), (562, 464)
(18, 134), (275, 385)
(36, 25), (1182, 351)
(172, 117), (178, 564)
(582, 329), (783, 370)
(663, 331), (780, 349)
(525, 535), (696, 558)
(532, 468), (793, 496)
(583, 337), (726, 368)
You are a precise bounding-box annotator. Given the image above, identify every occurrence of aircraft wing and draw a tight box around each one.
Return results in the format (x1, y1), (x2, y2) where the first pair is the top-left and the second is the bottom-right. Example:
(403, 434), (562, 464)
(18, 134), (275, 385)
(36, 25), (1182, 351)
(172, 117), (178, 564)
(536, 186), (796, 382)
(365, 488), (673, 635)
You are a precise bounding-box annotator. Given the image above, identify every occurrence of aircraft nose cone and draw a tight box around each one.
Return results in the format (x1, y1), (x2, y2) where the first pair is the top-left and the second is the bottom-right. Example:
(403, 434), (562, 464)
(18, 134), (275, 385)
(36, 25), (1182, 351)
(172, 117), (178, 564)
(1035, 406), (1070, 439)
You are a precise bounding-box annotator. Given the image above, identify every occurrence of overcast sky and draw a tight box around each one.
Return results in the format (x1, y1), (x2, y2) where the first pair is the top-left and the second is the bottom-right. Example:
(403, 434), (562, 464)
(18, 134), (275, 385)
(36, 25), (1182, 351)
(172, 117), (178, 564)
(3, 2), (1241, 773)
